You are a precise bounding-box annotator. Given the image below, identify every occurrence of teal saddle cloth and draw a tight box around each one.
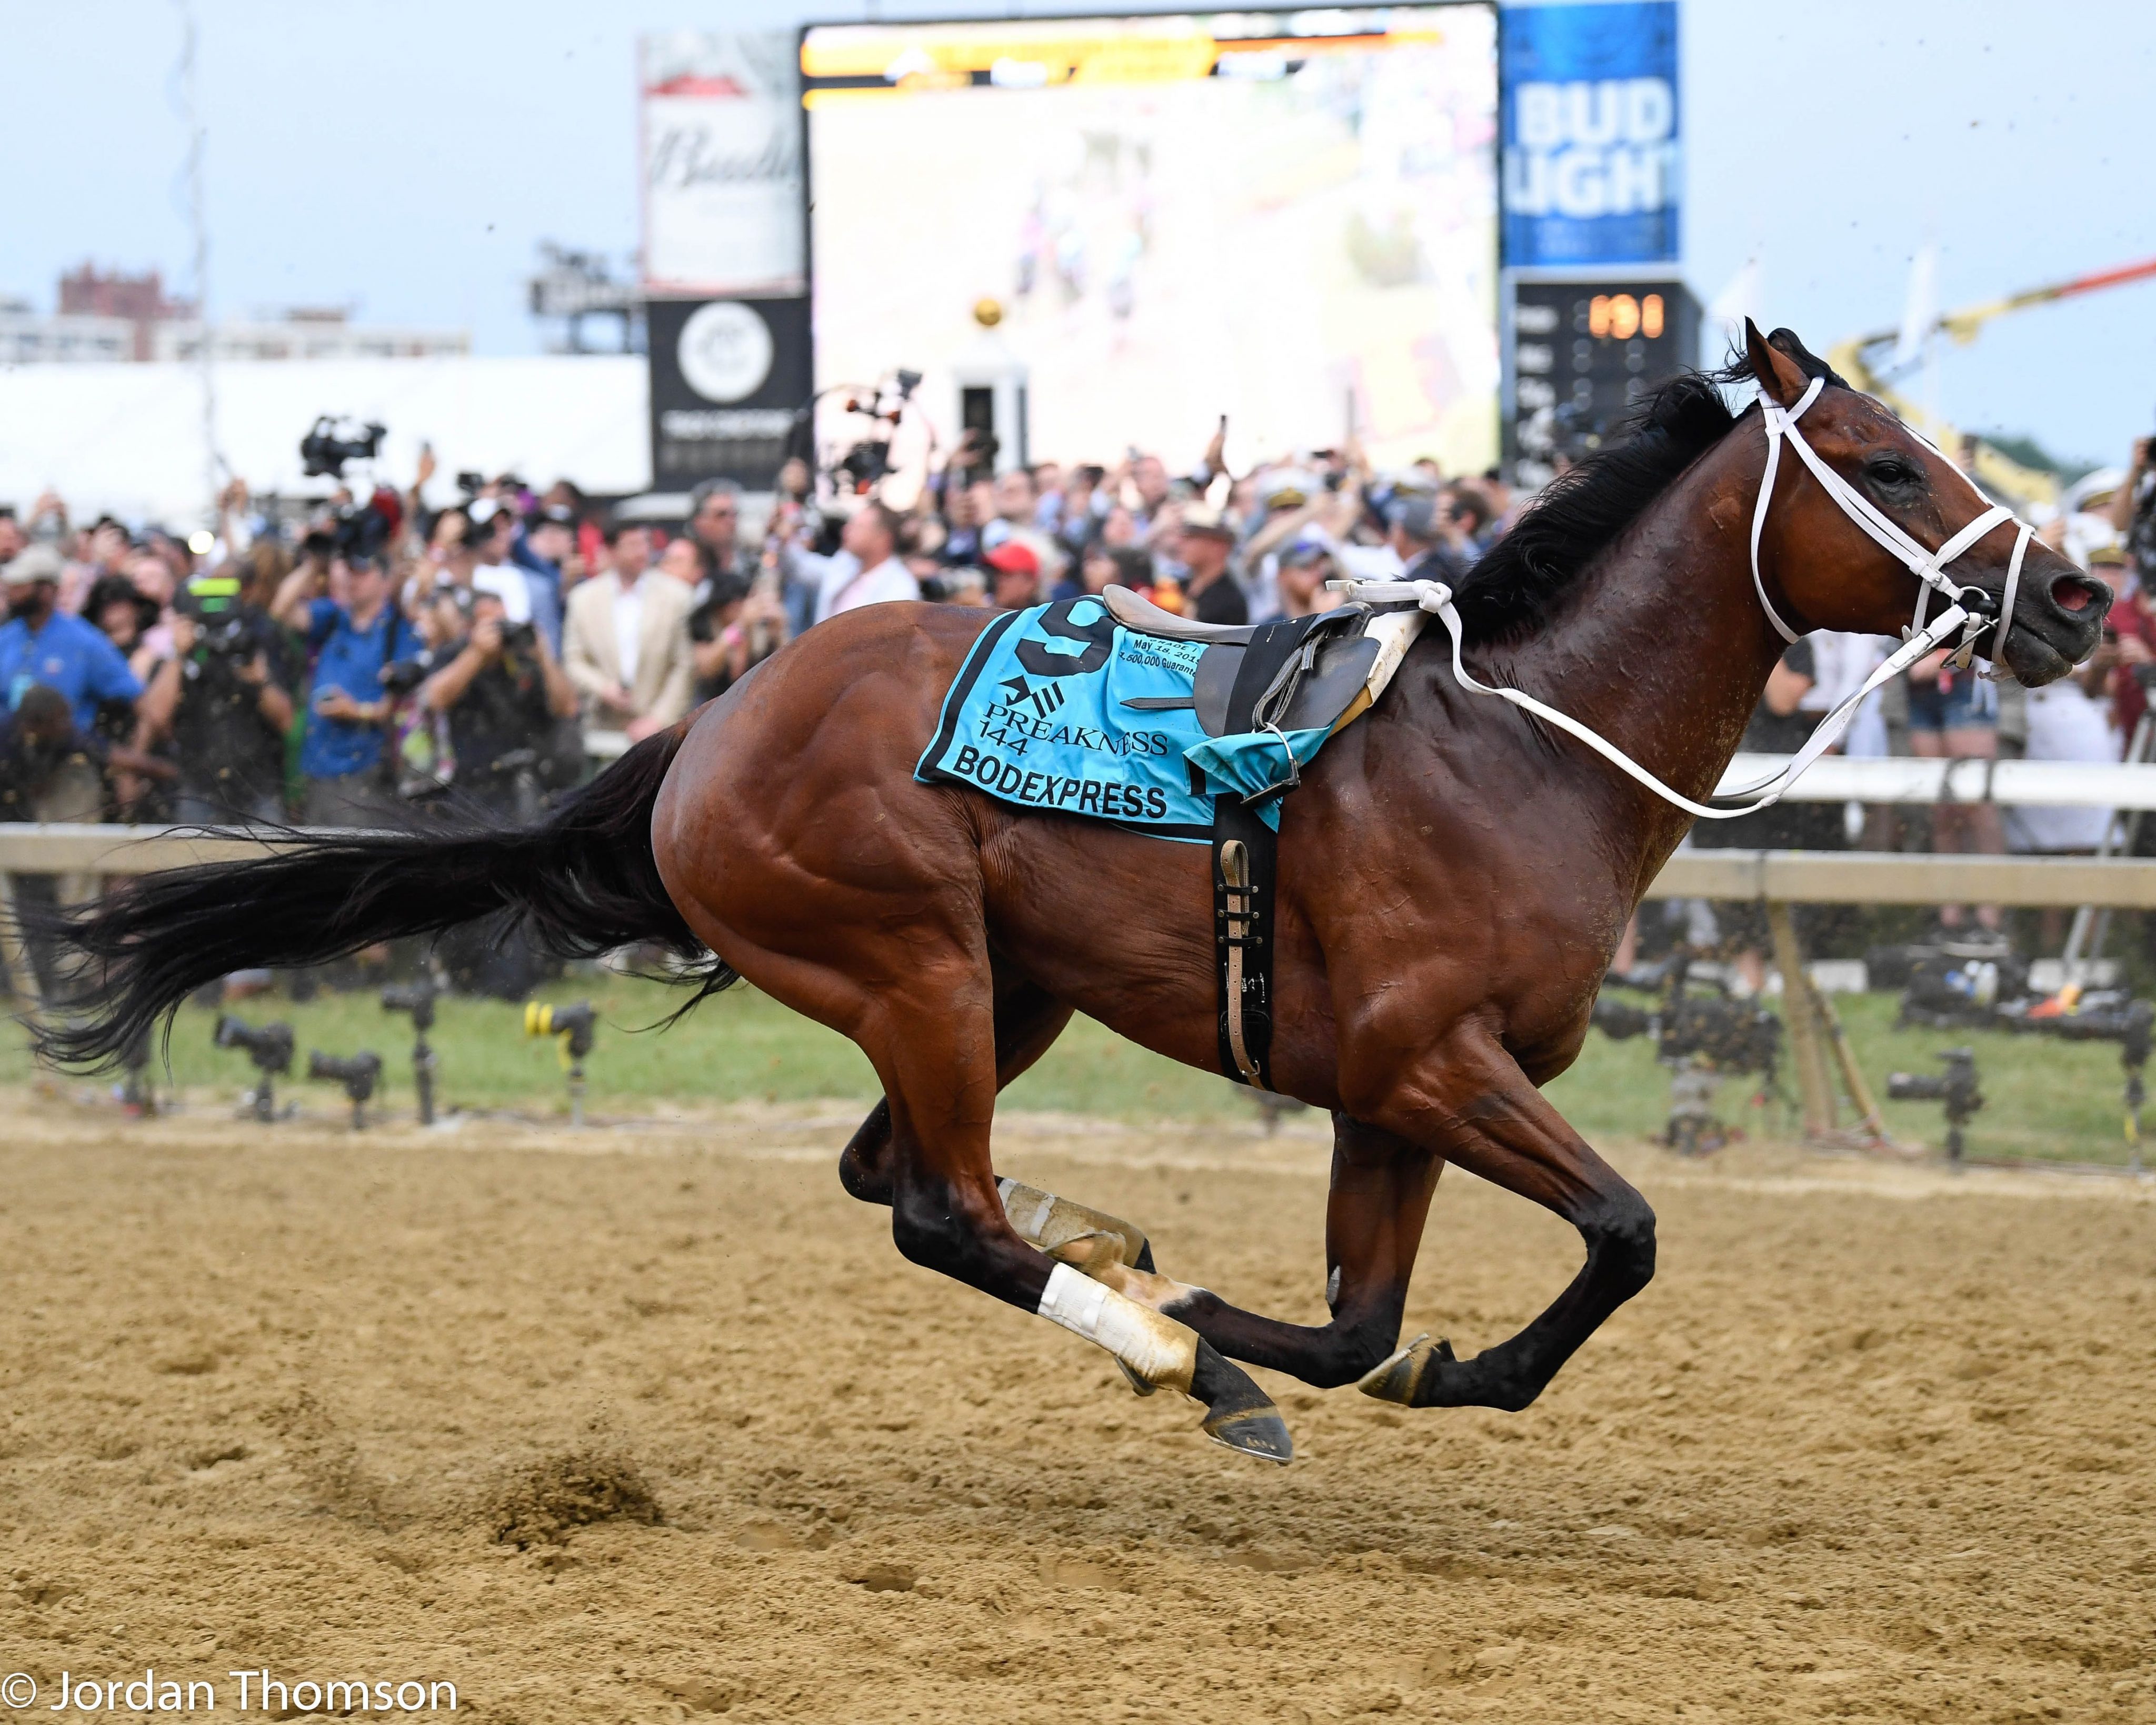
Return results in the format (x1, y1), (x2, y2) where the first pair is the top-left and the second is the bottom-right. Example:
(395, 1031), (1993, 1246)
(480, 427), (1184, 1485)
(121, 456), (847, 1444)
(914, 596), (1376, 842)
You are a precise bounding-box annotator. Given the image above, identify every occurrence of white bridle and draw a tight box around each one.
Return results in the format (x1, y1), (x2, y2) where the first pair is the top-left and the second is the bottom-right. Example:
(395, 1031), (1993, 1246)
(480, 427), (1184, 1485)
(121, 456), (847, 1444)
(1333, 374), (2040, 821)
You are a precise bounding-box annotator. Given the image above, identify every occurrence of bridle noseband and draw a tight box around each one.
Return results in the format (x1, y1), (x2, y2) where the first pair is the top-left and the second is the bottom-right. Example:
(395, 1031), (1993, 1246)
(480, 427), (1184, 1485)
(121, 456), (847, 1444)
(1333, 374), (2040, 821)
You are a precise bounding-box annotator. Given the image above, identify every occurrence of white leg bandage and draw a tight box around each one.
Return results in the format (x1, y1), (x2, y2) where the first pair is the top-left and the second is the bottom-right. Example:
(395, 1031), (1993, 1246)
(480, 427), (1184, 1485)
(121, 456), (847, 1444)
(1037, 1261), (1199, 1394)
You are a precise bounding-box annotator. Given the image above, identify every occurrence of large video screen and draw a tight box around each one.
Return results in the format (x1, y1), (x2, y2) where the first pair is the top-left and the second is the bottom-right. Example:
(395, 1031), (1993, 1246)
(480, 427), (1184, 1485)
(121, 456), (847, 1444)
(802, 7), (1498, 475)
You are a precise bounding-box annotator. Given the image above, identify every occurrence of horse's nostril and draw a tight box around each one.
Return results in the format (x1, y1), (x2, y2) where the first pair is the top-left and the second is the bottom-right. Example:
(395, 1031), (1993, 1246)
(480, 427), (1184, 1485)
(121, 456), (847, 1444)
(2051, 575), (2096, 614)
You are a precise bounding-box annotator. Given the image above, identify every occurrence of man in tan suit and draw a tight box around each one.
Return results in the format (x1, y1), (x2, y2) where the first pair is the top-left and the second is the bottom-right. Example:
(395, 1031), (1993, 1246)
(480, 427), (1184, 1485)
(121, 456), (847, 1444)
(563, 522), (695, 742)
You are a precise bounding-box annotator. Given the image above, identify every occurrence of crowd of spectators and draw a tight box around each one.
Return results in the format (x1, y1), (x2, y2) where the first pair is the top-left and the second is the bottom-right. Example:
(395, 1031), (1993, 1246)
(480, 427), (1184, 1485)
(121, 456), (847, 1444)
(5, 413), (2154, 992)
(0, 429), (1512, 851)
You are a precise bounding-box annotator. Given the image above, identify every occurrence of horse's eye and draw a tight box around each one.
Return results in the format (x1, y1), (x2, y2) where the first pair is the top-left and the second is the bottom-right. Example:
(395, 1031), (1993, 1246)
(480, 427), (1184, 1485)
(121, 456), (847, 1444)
(1865, 455), (1922, 491)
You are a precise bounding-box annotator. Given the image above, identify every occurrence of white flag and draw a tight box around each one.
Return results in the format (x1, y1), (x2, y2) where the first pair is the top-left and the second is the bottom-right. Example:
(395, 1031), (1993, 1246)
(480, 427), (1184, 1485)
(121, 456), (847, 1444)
(1707, 256), (1762, 352)
(1893, 244), (1938, 372)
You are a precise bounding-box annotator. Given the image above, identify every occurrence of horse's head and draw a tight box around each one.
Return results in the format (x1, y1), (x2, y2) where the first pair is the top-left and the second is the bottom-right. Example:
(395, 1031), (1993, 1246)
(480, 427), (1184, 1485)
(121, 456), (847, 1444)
(1744, 320), (2108, 685)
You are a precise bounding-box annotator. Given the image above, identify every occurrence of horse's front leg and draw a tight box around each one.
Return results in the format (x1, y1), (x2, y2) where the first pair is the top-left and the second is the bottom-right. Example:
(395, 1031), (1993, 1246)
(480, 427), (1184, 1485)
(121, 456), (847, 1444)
(867, 970), (1292, 1463)
(1352, 1023), (1656, 1412)
(1133, 1113), (1443, 1388)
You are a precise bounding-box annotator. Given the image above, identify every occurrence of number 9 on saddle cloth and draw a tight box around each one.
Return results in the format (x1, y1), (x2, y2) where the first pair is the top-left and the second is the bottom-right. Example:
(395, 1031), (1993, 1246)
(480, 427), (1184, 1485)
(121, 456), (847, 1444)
(916, 591), (1428, 1092)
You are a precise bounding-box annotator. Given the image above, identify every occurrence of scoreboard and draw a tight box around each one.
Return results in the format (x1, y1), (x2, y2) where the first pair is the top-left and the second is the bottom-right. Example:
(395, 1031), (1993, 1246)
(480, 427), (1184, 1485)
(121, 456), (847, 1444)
(1504, 276), (1699, 487)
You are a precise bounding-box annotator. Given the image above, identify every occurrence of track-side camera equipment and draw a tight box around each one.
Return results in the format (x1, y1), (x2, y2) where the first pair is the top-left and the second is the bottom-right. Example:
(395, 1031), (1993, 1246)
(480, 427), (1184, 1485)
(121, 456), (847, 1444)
(214, 1013), (295, 1122)
(1886, 1048), (1984, 1162)
(307, 1051), (383, 1130)
(524, 1000), (597, 1126)
(382, 976), (440, 1125)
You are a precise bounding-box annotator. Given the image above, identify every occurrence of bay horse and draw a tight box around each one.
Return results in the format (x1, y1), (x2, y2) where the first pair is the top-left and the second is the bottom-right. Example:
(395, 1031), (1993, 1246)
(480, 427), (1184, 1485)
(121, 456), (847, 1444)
(39, 325), (2106, 1463)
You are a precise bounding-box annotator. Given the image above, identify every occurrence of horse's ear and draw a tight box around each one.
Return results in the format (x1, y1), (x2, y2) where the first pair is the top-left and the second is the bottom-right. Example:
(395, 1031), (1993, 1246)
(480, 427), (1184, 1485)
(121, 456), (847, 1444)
(1744, 318), (1810, 408)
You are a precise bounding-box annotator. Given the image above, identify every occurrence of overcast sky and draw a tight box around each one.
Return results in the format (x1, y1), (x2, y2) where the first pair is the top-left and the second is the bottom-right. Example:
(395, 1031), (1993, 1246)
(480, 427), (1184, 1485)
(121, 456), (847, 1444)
(4, 0), (2153, 466)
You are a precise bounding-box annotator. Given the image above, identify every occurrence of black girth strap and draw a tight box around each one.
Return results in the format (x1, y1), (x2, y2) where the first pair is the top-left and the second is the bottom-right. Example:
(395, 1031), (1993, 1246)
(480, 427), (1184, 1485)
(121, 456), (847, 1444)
(1211, 616), (1317, 1090)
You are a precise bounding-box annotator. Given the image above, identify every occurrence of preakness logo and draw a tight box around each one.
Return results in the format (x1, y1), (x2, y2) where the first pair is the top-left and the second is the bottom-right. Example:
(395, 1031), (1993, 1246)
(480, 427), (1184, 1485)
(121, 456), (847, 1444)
(1504, 78), (1676, 220)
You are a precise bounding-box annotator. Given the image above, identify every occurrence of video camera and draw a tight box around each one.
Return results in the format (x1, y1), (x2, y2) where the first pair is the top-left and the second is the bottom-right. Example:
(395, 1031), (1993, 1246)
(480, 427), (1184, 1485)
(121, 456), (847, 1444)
(307, 1050), (382, 1129)
(824, 370), (923, 498)
(300, 416), (387, 480)
(1887, 1049), (1984, 1162)
(215, 1013), (294, 1122)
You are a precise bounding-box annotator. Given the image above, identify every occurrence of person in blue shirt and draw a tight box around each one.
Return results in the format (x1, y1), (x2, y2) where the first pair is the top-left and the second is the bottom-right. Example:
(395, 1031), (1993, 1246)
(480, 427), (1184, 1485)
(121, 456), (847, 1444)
(270, 546), (421, 826)
(510, 503), (576, 658)
(0, 543), (144, 734)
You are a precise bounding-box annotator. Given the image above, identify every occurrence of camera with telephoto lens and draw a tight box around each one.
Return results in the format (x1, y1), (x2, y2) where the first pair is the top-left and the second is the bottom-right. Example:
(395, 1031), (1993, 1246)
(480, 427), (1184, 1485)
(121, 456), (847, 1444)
(301, 498), (396, 567)
(215, 1013), (295, 1123)
(379, 647), (438, 696)
(300, 416), (387, 480)
(307, 1050), (382, 1128)
(214, 1013), (293, 1073)
(1592, 953), (1782, 1156)
(382, 980), (436, 1033)
(1887, 1048), (1984, 1161)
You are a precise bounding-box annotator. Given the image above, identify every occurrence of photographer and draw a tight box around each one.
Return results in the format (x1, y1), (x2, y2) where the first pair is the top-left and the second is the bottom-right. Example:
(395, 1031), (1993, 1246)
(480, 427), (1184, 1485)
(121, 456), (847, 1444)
(417, 586), (577, 821)
(271, 532), (421, 827)
(141, 561), (296, 825)
(0, 544), (143, 734)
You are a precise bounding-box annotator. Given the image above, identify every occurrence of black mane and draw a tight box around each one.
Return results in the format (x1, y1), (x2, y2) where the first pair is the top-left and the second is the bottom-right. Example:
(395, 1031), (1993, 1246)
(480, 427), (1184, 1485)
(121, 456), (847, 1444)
(1453, 329), (1844, 641)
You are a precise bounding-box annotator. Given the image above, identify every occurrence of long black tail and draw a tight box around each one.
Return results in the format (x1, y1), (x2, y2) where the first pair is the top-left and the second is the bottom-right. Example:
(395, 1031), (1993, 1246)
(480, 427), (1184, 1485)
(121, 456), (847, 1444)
(29, 727), (735, 1070)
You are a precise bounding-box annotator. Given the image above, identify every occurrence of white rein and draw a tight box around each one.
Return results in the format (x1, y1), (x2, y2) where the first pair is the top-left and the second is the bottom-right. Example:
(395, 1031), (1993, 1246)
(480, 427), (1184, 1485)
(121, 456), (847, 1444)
(1332, 375), (2038, 822)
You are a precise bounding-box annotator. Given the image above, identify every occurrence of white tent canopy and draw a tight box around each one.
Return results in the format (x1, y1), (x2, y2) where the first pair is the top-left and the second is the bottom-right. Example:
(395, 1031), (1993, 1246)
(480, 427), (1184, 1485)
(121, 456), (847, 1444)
(0, 355), (651, 527)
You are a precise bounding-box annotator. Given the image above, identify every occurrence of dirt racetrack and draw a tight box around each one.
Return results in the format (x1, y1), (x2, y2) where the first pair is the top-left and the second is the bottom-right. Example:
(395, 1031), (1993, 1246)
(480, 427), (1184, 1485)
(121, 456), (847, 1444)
(2, 1093), (2152, 1723)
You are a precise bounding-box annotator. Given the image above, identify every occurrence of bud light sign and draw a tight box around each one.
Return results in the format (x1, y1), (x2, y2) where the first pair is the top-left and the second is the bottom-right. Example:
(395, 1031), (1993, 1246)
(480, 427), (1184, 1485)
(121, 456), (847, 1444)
(1501, 1), (1679, 267)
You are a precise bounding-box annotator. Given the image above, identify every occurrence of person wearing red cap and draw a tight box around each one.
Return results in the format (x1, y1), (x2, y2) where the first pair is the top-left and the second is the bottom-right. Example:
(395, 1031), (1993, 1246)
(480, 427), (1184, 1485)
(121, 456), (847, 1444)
(985, 539), (1042, 610)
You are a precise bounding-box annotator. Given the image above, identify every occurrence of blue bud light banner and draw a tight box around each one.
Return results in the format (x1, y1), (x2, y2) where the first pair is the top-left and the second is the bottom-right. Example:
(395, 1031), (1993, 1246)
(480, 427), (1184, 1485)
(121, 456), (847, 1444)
(1501, 0), (1680, 267)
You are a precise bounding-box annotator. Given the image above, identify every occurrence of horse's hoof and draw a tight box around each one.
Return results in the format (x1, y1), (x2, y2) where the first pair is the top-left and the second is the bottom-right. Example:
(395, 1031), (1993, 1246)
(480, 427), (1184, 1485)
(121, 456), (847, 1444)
(1191, 1339), (1292, 1464)
(1203, 1403), (1293, 1464)
(1356, 1332), (1456, 1405)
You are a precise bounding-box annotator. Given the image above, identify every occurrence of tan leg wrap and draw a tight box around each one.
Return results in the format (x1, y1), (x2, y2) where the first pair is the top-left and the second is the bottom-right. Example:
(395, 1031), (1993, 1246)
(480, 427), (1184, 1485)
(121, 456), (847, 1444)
(1037, 1262), (1199, 1394)
(997, 1178), (1149, 1269)
(1000, 1179), (1206, 1317)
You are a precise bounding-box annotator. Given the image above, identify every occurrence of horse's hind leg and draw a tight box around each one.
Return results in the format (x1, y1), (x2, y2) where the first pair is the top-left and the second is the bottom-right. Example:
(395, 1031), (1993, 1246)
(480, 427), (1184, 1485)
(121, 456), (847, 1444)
(837, 974), (1072, 1206)
(869, 966), (1291, 1462)
(1354, 1024), (1655, 1412)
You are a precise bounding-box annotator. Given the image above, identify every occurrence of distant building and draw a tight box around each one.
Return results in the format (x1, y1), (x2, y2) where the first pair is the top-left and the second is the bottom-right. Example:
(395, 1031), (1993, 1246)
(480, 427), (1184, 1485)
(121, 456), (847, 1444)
(1, 265), (467, 366)
(151, 310), (470, 364)
(58, 264), (194, 358)
(0, 295), (135, 364)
